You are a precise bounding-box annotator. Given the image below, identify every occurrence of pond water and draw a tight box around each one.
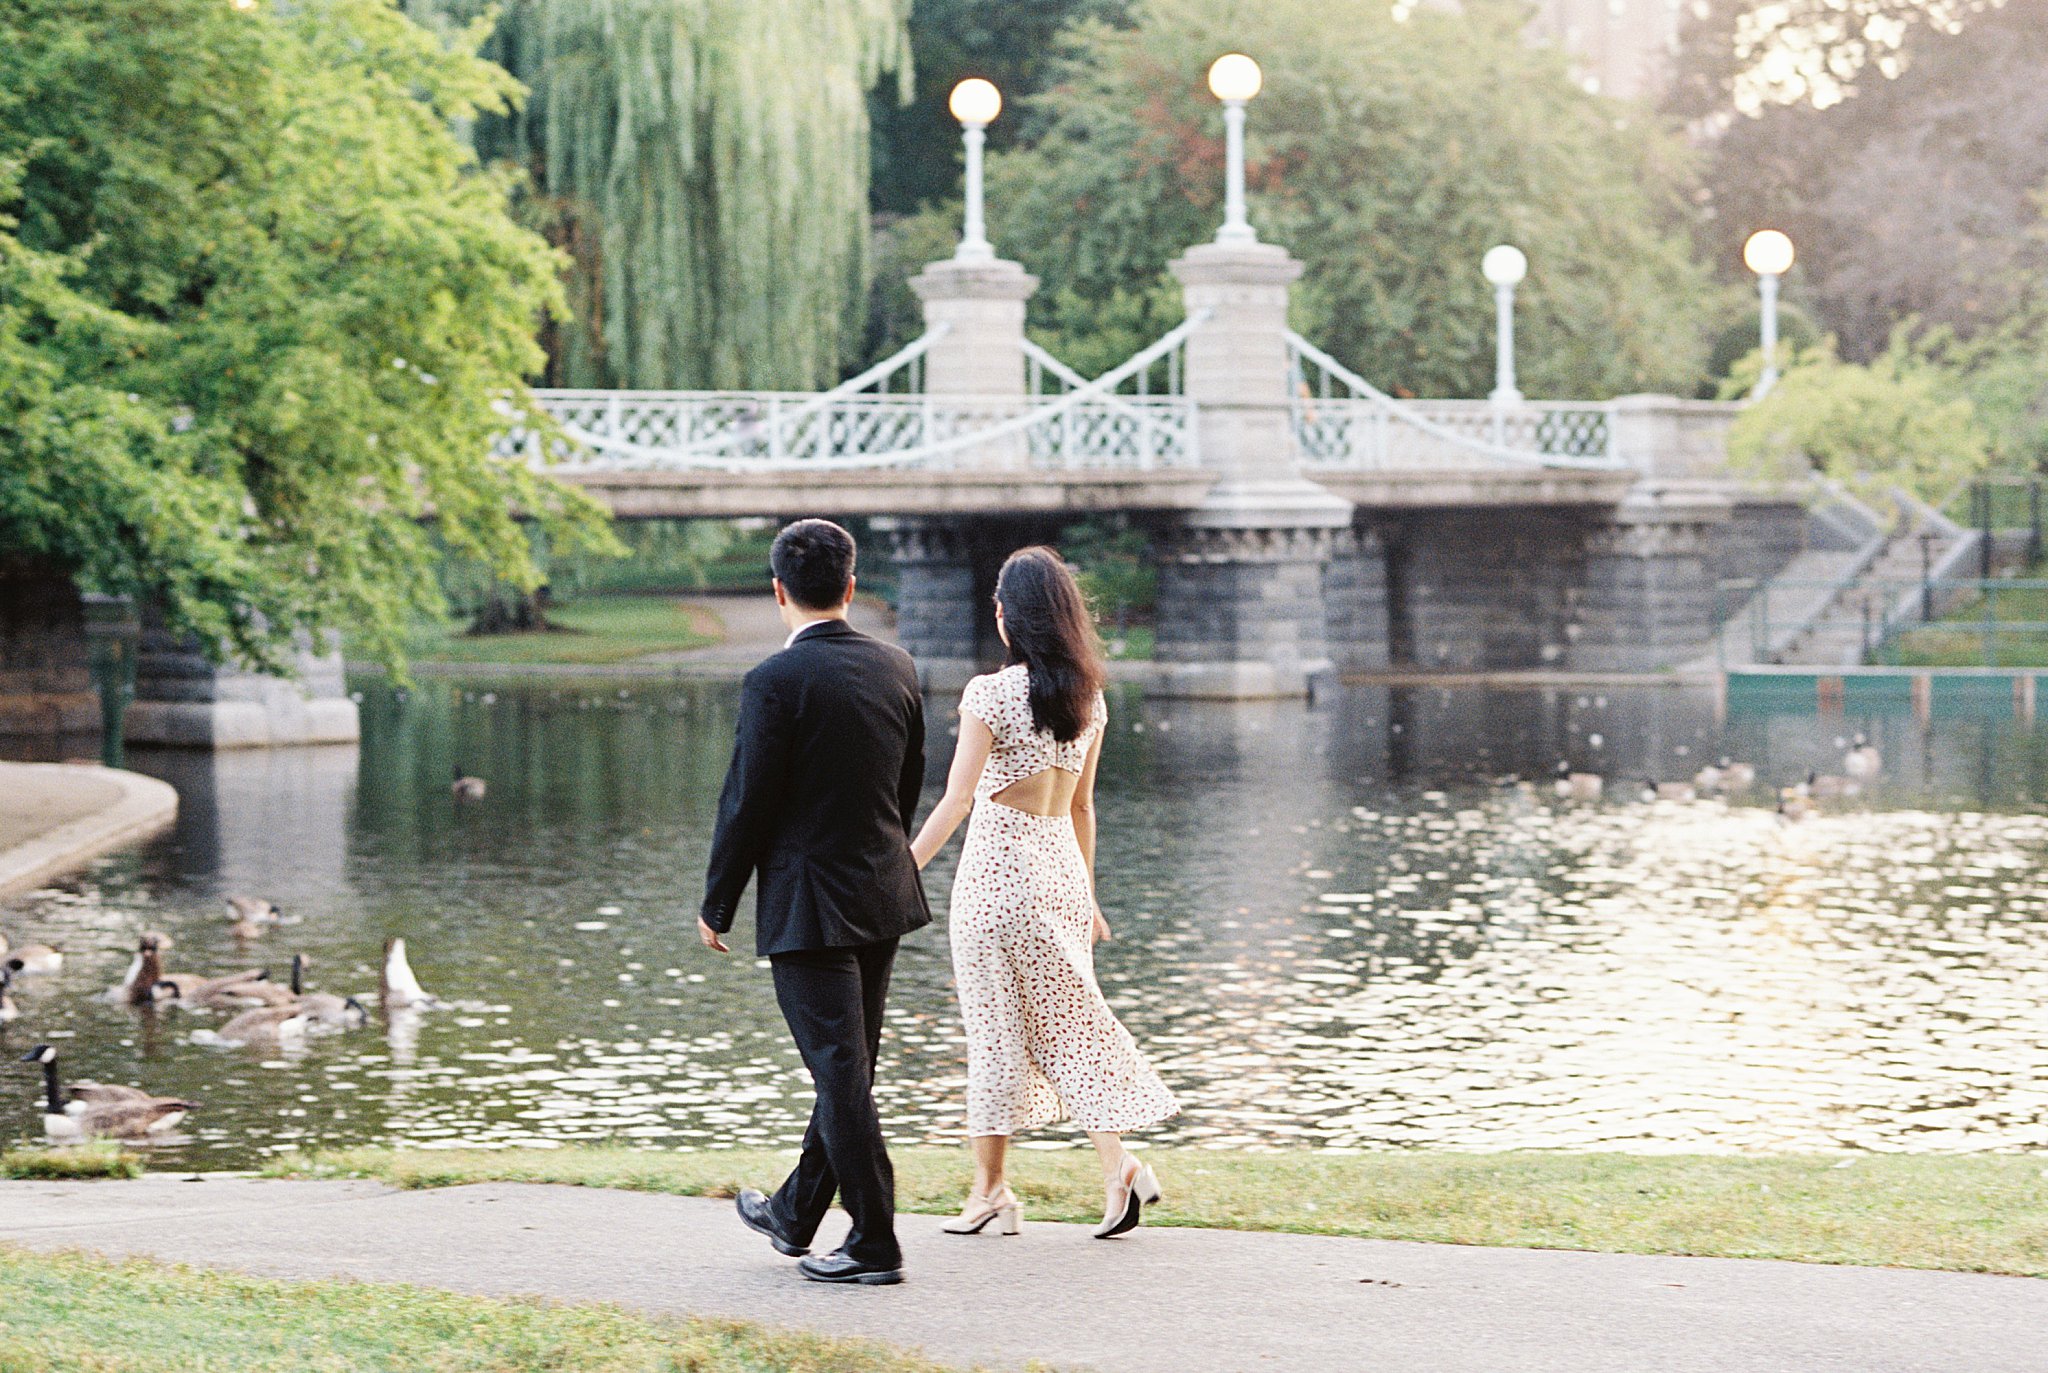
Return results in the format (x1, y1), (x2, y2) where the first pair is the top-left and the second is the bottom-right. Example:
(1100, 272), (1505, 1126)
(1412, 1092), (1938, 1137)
(6, 675), (2048, 1167)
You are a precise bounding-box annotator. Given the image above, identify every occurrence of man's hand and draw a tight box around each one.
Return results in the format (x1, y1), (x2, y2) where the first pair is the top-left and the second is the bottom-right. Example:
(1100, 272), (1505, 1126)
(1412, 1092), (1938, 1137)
(698, 917), (730, 953)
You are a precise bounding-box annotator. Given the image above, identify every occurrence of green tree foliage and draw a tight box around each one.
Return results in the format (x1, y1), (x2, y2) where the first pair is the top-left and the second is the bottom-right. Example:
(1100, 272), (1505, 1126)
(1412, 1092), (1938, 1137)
(1682, 0), (2048, 364)
(1058, 517), (1156, 632)
(444, 0), (912, 390)
(0, 0), (612, 672)
(1725, 335), (1991, 504)
(882, 0), (1716, 399)
(1668, 0), (2010, 118)
(869, 0), (1132, 216)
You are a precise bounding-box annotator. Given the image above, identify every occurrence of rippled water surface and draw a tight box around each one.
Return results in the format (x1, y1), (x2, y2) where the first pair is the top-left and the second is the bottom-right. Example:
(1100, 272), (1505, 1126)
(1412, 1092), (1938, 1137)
(7, 676), (2048, 1166)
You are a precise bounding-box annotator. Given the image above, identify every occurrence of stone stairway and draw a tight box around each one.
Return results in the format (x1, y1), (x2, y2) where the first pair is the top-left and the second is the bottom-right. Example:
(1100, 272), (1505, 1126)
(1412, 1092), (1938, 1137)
(1709, 548), (1867, 667)
(1777, 522), (1966, 668)
(1710, 487), (1977, 669)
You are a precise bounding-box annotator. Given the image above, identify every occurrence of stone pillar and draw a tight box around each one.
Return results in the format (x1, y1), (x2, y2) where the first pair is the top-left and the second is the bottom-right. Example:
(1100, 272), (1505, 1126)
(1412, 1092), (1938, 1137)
(1324, 526), (1391, 672)
(126, 620), (360, 748)
(1607, 395), (1743, 480)
(1151, 241), (1353, 698)
(882, 254), (1039, 687)
(876, 519), (989, 692)
(0, 558), (97, 737)
(1567, 484), (1733, 672)
(908, 256), (1038, 399)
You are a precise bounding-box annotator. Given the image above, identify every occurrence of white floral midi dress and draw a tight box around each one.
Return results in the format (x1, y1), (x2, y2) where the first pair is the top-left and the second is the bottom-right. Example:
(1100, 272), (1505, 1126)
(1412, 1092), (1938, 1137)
(949, 664), (1179, 1138)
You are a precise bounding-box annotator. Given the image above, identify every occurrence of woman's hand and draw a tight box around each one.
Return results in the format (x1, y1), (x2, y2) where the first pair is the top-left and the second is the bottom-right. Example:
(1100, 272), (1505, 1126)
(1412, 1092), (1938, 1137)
(1091, 907), (1112, 945)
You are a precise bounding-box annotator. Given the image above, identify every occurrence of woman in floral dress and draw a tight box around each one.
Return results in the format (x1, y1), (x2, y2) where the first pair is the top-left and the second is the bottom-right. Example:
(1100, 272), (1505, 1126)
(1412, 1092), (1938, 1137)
(910, 547), (1178, 1240)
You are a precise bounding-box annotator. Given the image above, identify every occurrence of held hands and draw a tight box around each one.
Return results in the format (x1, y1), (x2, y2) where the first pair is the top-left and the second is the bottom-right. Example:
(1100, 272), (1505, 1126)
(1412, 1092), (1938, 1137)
(698, 917), (730, 954)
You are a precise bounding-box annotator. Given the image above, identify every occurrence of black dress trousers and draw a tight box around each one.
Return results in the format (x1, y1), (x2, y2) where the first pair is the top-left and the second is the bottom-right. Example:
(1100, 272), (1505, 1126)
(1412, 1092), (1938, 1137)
(766, 935), (901, 1267)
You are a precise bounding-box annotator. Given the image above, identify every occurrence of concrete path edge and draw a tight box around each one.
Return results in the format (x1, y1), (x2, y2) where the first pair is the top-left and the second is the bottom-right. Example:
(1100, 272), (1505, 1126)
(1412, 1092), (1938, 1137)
(0, 763), (178, 900)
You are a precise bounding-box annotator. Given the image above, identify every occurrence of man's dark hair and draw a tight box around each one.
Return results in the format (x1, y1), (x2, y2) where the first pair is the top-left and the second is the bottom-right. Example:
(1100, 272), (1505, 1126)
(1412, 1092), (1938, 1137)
(770, 519), (858, 610)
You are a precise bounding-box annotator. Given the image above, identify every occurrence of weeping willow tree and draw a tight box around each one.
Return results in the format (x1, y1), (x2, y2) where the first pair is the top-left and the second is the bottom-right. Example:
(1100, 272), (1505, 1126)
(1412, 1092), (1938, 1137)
(436, 0), (912, 390)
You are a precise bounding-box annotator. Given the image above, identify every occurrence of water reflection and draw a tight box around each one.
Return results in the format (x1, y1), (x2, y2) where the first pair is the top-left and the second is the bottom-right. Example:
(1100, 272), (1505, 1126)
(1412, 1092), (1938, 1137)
(4, 677), (2048, 1164)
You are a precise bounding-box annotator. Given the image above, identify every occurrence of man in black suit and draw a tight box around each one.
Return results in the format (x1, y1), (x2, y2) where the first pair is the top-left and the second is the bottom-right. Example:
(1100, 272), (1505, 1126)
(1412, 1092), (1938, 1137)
(699, 518), (930, 1285)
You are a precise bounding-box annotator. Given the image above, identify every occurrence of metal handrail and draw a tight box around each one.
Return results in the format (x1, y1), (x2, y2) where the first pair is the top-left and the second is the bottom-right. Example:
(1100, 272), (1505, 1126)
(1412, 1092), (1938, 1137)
(545, 312), (1211, 474)
(533, 325), (950, 462)
(1284, 331), (1623, 470)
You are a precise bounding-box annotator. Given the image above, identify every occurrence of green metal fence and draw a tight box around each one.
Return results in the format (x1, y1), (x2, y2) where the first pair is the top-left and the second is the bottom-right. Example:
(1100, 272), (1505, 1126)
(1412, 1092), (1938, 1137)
(1719, 578), (2048, 669)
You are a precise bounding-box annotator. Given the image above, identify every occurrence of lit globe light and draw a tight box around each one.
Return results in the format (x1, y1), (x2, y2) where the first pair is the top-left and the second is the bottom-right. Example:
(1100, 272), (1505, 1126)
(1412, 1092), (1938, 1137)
(948, 78), (1002, 128)
(229, 0), (258, 9)
(1207, 53), (1263, 103)
(1744, 229), (1795, 277)
(1481, 244), (1528, 287)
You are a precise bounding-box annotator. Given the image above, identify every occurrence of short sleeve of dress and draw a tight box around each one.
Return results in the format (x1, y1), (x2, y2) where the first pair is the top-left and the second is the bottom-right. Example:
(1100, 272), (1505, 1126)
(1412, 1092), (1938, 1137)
(959, 674), (998, 734)
(1090, 691), (1109, 739)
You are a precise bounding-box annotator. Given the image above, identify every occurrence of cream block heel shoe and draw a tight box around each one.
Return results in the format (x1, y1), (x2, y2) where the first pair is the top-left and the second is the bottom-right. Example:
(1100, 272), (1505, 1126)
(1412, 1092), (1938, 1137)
(943, 1184), (1023, 1236)
(1093, 1153), (1162, 1239)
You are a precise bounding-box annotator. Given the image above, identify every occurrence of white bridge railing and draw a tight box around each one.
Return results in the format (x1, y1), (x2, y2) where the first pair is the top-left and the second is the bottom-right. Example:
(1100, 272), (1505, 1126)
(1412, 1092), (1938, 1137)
(522, 391), (1197, 473)
(1286, 332), (1623, 471)
(518, 312), (1208, 474)
(505, 317), (1621, 476)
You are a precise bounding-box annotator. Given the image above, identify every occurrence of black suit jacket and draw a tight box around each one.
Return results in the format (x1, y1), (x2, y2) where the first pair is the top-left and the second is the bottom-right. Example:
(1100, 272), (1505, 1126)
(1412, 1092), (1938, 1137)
(701, 619), (932, 956)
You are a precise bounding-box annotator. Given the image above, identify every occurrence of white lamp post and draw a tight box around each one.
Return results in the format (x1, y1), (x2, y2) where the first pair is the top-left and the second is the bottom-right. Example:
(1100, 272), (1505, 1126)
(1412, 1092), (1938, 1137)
(1481, 244), (1527, 407)
(1743, 229), (1795, 399)
(948, 78), (1003, 262)
(1207, 53), (1263, 244)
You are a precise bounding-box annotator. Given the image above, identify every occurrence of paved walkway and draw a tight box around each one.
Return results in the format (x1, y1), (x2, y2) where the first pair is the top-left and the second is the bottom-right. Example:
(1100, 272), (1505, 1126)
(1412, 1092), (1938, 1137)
(1, 1176), (2042, 1372)
(0, 761), (178, 899)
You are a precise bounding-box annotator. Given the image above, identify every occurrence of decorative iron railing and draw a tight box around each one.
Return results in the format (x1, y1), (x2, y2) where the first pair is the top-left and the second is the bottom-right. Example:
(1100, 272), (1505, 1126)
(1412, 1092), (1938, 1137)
(1285, 332), (1623, 471)
(516, 391), (1198, 473)
(517, 313), (1208, 474)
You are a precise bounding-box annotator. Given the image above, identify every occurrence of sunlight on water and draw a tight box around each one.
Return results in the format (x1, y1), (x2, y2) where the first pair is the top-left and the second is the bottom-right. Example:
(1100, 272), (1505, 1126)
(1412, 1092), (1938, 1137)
(4, 678), (2047, 1165)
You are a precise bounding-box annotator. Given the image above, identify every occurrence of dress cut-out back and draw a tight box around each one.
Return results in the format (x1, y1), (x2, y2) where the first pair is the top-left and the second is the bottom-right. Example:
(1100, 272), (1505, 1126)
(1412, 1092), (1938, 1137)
(948, 665), (1178, 1138)
(964, 665), (1104, 803)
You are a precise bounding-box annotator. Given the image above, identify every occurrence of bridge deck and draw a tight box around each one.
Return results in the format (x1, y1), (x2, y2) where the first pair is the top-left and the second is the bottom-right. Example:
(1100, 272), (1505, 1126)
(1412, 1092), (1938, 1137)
(557, 465), (1640, 518)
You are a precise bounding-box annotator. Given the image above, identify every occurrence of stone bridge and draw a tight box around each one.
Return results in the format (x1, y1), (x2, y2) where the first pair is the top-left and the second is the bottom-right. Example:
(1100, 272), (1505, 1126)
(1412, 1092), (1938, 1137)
(4, 201), (1803, 748)
(510, 237), (1783, 700)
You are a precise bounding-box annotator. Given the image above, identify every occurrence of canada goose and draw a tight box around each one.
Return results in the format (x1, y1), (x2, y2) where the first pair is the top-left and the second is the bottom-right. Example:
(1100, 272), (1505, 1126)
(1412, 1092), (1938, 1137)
(19, 1045), (197, 1140)
(1719, 758), (1757, 792)
(107, 932), (189, 1004)
(0, 968), (17, 1023)
(289, 954), (368, 1029)
(128, 932), (270, 1006)
(1806, 769), (1856, 800)
(225, 895), (283, 940)
(1642, 778), (1696, 803)
(1843, 734), (1882, 781)
(381, 937), (439, 1009)
(1552, 762), (1602, 801)
(1777, 794), (1815, 824)
(185, 973), (297, 1010)
(224, 895), (282, 925)
(139, 931), (270, 1004)
(4, 943), (63, 976)
(1692, 760), (1724, 793)
(193, 1004), (310, 1047)
(451, 766), (487, 801)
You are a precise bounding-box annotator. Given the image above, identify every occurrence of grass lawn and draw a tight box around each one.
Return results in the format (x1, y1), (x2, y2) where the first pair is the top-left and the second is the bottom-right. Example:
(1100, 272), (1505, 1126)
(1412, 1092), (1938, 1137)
(0, 1247), (985, 1373)
(265, 1144), (2048, 1278)
(1887, 574), (2048, 667)
(402, 594), (723, 666)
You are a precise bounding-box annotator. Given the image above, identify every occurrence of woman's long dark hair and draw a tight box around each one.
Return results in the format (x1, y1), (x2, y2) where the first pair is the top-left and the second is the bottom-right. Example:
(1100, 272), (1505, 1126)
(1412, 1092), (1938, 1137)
(996, 546), (1107, 743)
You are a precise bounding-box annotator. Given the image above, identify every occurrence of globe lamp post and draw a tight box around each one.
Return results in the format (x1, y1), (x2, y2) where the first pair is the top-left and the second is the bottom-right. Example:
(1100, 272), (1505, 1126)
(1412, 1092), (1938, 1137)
(949, 78), (1003, 262)
(1207, 54), (1263, 244)
(1482, 244), (1528, 407)
(1744, 229), (1795, 398)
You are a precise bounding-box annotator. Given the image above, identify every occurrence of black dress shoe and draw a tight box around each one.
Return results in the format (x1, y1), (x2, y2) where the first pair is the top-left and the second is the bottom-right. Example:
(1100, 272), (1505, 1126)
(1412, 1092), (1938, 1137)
(797, 1248), (903, 1285)
(735, 1188), (808, 1257)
